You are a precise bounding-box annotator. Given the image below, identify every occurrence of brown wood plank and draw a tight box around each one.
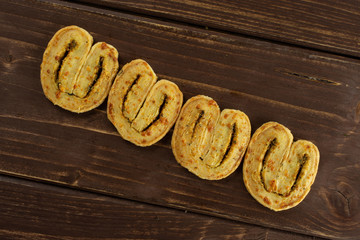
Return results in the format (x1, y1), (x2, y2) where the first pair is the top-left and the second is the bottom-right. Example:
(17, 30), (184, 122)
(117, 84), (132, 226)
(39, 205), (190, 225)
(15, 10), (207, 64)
(1, 0), (359, 239)
(74, 0), (360, 57)
(0, 175), (323, 240)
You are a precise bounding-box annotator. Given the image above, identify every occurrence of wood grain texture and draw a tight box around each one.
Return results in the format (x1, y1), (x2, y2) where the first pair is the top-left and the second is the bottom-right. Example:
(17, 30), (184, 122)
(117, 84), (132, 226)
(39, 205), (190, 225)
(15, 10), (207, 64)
(1, 0), (359, 239)
(0, 175), (323, 240)
(74, 0), (360, 57)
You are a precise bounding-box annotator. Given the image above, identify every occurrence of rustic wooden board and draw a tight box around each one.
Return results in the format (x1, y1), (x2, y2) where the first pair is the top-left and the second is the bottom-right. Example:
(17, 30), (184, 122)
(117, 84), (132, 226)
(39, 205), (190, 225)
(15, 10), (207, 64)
(1, 0), (359, 239)
(1, 175), (323, 240)
(75, 0), (360, 57)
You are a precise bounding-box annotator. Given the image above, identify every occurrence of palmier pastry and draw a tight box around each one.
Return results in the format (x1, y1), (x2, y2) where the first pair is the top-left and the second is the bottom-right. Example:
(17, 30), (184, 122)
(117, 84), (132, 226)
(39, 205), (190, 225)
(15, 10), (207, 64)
(172, 95), (251, 180)
(41, 25), (119, 113)
(107, 59), (183, 147)
(243, 122), (320, 211)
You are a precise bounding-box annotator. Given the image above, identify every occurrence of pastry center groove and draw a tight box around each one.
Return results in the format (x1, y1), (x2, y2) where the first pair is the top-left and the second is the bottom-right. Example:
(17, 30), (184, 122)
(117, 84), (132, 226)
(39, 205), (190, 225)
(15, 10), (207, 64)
(192, 110), (204, 140)
(260, 138), (277, 191)
(122, 74), (141, 122)
(83, 56), (104, 98)
(218, 123), (236, 166)
(141, 95), (168, 132)
(55, 40), (77, 93)
(289, 153), (309, 193)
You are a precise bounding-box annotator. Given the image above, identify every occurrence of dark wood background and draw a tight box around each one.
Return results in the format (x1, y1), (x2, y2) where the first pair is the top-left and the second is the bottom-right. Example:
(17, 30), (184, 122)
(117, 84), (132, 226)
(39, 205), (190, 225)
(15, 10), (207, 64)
(1, 0), (359, 239)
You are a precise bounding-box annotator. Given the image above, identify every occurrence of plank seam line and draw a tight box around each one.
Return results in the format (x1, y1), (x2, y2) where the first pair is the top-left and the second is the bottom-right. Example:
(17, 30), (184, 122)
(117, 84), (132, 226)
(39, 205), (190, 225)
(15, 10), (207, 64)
(53, 0), (360, 61)
(0, 114), (172, 149)
(0, 172), (323, 239)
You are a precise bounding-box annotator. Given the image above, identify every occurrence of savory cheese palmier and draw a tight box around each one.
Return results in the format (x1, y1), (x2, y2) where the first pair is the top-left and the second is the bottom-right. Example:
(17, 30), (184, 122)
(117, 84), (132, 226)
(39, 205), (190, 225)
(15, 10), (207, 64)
(107, 59), (183, 147)
(172, 95), (251, 180)
(41, 25), (119, 113)
(243, 122), (320, 211)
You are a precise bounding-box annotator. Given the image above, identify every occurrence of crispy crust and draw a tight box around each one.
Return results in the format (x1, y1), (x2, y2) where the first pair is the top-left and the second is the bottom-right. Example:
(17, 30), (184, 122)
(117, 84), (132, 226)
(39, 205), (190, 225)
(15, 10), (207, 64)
(40, 25), (119, 113)
(107, 59), (183, 147)
(171, 95), (251, 180)
(242, 122), (320, 211)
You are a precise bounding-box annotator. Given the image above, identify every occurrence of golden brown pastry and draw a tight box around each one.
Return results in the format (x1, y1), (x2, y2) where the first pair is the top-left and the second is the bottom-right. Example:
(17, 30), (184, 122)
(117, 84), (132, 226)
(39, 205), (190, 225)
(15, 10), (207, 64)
(40, 25), (119, 113)
(171, 95), (251, 180)
(107, 59), (183, 147)
(242, 122), (320, 211)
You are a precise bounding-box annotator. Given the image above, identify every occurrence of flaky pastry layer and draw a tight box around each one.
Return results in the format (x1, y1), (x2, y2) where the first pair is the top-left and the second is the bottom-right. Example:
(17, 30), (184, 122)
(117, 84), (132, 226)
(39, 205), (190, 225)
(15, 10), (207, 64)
(243, 122), (320, 211)
(172, 95), (251, 180)
(41, 25), (119, 113)
(107, 59), (183, 146)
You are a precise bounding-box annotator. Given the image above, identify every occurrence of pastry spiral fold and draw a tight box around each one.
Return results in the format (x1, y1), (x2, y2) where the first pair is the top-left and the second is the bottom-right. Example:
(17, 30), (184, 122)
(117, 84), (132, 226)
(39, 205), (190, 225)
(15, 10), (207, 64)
(171, 95), (251, 180)
(40, 25), (119, 113)
(107, 59), (183, 147)
(243, 122), (320, 211)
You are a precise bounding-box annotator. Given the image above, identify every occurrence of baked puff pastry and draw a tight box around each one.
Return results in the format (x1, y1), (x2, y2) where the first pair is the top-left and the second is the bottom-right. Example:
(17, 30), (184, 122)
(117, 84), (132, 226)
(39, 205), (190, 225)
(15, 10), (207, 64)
(243, 122), (320, 211)
(172, 95), (251, 180)
(40, 25), (119, 113)
(107, 59), (183, 147)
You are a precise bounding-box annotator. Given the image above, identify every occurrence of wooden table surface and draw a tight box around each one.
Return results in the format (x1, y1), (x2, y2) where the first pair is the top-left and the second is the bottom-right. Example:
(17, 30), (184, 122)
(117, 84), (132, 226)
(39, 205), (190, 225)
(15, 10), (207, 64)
(1, 0), (359, 239)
